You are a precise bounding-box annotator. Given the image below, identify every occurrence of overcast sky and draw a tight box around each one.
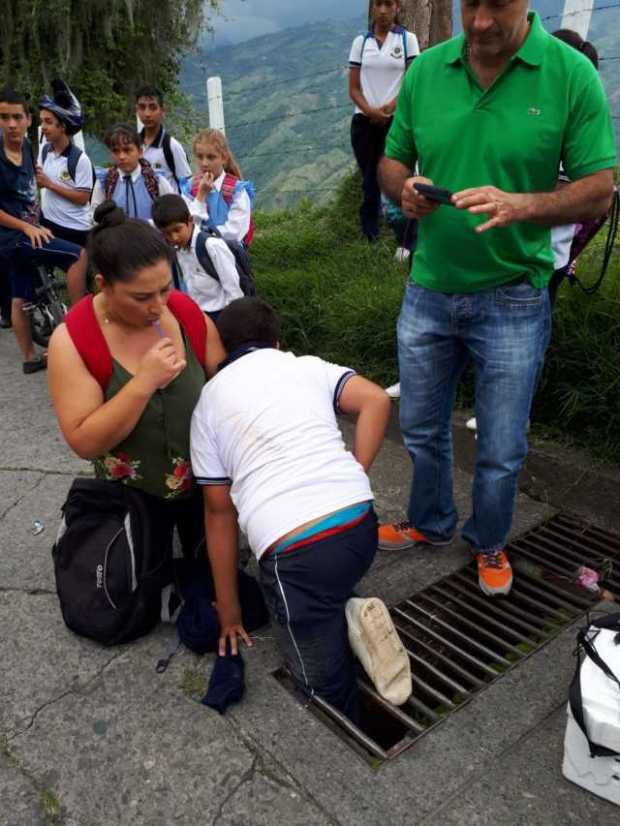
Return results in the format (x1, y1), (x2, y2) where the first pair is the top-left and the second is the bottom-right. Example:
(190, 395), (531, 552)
(208, 0), (364, 44)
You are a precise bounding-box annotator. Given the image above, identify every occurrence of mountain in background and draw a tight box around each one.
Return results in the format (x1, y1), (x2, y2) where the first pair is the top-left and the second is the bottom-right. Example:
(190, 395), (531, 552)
(181, 6), (620, 211)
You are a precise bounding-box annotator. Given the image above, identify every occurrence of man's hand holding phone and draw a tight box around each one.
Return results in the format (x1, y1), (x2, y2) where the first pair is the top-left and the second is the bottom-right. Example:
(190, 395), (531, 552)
(401, 176), (453, 219)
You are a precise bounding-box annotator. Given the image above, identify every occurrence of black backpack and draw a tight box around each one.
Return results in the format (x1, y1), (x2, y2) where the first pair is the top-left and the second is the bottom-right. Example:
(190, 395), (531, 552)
(195, 227), (256, 297)
(41, 141), (96, 192)
(52, 478), (173, 646)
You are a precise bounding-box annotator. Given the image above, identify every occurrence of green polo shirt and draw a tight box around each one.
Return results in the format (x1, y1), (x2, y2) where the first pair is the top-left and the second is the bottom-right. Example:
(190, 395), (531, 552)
(385, 12), (616, 292)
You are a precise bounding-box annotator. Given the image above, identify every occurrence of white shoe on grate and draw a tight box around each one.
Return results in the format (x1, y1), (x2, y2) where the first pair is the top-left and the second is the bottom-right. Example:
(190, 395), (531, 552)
(385, 382), (401, 399)
(346, 597), (412, 706)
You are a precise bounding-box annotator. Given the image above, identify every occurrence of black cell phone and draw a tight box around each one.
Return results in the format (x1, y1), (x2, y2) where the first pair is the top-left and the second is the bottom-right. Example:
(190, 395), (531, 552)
(414, 183), (454, 206)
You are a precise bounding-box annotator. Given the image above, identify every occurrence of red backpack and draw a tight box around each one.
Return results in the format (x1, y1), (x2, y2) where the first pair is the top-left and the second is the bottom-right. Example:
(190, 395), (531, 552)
(65, 291), (207, 390)
(190, 172), (255, 247)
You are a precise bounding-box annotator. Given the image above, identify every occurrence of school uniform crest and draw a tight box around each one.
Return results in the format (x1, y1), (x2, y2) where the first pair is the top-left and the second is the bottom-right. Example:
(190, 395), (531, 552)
(391, 46), (403, 59)
(60, 169), (72, 182)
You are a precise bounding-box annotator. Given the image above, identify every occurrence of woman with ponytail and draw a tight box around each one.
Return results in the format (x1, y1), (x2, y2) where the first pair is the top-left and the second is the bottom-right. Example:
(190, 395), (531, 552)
(48, 201), (225, 560)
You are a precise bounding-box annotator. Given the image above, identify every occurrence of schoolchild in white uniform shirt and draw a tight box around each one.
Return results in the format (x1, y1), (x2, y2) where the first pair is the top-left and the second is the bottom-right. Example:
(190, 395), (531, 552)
(187, 129), (255, 247)
(349, 0), (419, 241)
(136, 85), (192, 194)
(153, 193), (243, 322)
(191, 298), (410, 722)
(36, 81), (93, 300)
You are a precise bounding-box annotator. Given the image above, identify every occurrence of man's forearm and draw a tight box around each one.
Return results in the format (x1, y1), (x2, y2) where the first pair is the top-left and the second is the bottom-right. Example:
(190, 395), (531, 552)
(378, 157), (411, 205)
(523, 170), (614, 225)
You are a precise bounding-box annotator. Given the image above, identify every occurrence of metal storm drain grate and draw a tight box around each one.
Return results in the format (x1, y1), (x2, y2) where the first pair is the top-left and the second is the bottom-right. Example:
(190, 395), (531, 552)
(274, 513), (619, 765)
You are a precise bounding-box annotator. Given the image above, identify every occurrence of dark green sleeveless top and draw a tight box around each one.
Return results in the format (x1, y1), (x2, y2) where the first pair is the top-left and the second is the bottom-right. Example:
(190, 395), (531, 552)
(93, 335), (205, 500)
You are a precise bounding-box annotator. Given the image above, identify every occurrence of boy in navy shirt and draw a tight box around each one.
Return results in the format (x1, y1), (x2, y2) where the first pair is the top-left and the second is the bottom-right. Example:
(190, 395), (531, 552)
(0, 87), (85, 373)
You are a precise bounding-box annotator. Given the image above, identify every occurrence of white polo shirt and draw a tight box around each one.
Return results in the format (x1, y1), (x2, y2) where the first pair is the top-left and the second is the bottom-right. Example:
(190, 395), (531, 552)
(176, 227), (243, 312)
(141, 127), (192, 193)
(38, 143), (94, 231)
(349, 26), (419, 113)
(191, 349), (374, 559)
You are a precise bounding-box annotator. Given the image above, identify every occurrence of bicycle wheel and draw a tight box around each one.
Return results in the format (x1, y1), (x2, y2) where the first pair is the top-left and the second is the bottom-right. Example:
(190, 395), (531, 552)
(30, 304), (55, 348)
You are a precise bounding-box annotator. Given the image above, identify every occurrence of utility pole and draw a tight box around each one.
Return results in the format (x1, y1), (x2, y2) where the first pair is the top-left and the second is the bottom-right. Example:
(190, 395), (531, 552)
(207, 77), (226, 134)
(560, 0), (593, 39)
(368, 0), (452, 50)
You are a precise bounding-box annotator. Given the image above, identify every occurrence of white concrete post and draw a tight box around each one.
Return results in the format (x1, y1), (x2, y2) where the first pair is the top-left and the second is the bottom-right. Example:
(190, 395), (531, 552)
(207, 77), (226, 134)
(560, 0), (593, 40)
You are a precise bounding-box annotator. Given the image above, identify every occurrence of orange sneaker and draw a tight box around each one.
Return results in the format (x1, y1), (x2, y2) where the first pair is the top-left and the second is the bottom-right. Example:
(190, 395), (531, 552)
(378, 521), (453, 551)
(476, 550), (513, 596)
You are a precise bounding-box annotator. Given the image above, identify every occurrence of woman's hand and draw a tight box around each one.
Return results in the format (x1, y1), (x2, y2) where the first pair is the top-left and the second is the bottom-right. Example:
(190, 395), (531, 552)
(197, 171), (215, 201)
(134, 338), (186, 394)
(215, 600), (253, 656)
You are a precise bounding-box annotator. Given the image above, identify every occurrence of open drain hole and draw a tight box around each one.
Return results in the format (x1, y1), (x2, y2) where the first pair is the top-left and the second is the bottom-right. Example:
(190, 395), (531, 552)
(272, 512), (612, 765)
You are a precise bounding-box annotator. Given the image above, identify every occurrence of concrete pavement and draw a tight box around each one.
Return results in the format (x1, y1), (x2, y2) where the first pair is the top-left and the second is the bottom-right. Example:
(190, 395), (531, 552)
(1, 328), (618, 826)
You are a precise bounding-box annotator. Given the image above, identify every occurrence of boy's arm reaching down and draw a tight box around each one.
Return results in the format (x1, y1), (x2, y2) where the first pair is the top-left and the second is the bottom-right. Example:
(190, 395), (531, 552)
(338, 376), (391, 472)
(203, 485), (253, 655)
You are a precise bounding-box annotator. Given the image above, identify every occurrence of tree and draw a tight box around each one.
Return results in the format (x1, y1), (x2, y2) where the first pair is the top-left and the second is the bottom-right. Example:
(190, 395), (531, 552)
(0, 0), (220, 136)
(368, 0), (452, 49)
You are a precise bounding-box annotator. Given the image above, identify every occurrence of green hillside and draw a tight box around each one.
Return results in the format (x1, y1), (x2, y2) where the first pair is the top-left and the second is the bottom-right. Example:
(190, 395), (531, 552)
(180, 16), (365, 210)
(179, 9), (620, 211)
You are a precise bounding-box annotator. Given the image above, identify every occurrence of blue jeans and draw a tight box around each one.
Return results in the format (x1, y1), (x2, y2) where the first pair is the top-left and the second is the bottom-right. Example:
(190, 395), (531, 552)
(259, 508), (378, 722)
(398, 279), (551, 553)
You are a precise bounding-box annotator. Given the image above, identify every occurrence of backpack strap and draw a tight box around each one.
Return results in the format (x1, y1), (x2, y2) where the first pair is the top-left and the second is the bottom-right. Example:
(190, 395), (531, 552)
(41, 143), (52, 166)
(167, 291), (207, 371)
(104, 167), (119, 200)
(65, 296), (113, 391)
(139, 158), (160, 202)
(161, 132), (179, 189)
(65, 293), (206, 390)
(220, 173), (239, 207)
(194, 230), (221, 283)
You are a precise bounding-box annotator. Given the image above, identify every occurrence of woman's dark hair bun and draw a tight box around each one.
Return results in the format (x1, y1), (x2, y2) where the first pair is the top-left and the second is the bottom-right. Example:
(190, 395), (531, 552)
(93, 200), (126, 230)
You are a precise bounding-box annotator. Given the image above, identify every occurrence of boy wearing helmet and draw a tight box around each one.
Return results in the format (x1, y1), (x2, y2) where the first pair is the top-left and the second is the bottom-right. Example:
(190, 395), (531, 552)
(37, 80), (93, 299)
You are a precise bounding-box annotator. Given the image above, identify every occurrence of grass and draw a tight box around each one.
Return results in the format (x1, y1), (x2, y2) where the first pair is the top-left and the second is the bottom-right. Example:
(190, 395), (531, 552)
(251, 171), (620, 465)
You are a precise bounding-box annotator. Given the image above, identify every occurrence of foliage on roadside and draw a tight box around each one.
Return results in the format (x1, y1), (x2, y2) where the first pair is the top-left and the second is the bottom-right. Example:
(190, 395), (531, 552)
(0, 0), (218, 137)
(252, 171), (620, 464)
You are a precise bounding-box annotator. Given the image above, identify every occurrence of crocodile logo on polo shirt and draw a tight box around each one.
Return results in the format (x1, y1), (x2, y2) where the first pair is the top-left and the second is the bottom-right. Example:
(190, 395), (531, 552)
(528, 107), (541, 116)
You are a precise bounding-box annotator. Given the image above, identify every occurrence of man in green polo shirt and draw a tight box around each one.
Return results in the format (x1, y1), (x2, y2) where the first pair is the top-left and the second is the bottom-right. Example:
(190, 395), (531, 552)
(377, 2), (616, 596)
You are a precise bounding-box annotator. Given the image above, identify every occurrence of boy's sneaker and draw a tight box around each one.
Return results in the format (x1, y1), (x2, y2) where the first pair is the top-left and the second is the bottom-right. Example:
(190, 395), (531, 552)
(476, 550), (513, 596)
(384, 382), (401, 399)
(378, 521), (453, 551)
(346, 597), (412, 706)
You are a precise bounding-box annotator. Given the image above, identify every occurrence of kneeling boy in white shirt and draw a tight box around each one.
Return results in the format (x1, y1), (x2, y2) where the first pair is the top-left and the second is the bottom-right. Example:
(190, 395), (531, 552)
(190, 298), (398, 721)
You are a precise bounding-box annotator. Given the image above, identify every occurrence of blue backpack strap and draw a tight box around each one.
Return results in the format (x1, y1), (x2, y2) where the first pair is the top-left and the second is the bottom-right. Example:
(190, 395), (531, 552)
(403, 30), (408, 63)
(66, 144), (83, 183)
(41, 142), (51, 166)
(195, 230), (221, 283)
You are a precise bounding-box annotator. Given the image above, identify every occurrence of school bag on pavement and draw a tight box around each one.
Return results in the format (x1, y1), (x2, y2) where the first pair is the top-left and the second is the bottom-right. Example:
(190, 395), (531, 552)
(53, 478), (171, 645)
(52, 291), (207, 645)
(195, 227), (256, 297)
(563, 612), (620, 805)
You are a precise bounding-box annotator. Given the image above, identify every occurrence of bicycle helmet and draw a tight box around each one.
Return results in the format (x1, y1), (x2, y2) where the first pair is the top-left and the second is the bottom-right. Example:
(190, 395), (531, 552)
(39, 79), (83, 136)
